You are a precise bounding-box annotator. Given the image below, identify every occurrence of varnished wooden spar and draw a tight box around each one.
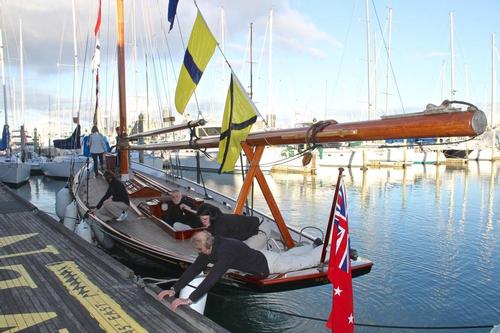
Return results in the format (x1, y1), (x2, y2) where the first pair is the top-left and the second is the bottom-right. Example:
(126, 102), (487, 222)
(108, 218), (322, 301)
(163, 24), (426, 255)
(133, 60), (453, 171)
(127, 119), (207, 141)
(127, 108), (487, 151)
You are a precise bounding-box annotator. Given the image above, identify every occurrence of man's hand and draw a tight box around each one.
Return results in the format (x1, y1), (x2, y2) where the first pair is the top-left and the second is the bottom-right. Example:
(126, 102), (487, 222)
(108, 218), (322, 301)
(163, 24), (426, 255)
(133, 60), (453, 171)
(170, 297), (192, 310)
(179, 203), (189, 211)
(157, 289), (175, 301)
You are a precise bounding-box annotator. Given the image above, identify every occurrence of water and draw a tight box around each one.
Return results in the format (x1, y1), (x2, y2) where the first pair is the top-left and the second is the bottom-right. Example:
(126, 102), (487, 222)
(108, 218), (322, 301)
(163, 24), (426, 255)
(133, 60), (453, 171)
(13, 162), (500, 332)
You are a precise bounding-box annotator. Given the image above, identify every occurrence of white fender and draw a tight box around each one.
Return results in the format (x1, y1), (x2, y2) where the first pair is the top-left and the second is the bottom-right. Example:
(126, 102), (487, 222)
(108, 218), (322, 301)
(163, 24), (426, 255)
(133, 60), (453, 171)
(179, 275), (207, 314)
(56, 186), (72, 220)
(63, 201), (78, 231)
(75, 219), (93, 243)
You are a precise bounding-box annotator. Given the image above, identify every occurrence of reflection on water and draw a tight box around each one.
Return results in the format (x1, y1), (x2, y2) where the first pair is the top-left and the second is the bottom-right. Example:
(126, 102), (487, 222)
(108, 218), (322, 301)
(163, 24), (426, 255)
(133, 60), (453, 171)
(184, 162), (500, 333)
(12, 175), (67, 220)
(11, 163), (500, 332)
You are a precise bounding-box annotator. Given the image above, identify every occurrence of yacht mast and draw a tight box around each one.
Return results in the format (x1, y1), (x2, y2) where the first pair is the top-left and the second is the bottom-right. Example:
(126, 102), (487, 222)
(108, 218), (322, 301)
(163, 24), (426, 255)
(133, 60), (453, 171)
(71, 0), (79, 121)
(249, 22), (253, 100)
(365, 0), (372, 120)
(117, 0), (129, 179)
(19, 19), (24, 126)
(384, 8), (392, 115)
(0, 29), (7, 125)
(491, 33), (497, 157)
(450, 12), (456, 99)
(268, 8), (274, 128)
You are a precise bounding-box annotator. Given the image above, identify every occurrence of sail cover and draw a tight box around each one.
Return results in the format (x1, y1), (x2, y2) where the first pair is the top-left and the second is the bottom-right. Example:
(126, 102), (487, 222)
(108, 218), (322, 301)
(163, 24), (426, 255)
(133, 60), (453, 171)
(53, 124), (81, 150)
(0, 124), (9, 150)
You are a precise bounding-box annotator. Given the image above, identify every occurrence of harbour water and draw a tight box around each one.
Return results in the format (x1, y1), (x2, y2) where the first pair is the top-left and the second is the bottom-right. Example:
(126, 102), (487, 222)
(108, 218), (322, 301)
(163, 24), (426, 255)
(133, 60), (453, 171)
(12, 162), (500, 332)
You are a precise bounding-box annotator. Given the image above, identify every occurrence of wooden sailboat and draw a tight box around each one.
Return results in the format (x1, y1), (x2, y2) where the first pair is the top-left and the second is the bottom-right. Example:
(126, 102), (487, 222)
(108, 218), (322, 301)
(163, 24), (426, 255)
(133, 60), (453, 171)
(71, 2), (487, 293)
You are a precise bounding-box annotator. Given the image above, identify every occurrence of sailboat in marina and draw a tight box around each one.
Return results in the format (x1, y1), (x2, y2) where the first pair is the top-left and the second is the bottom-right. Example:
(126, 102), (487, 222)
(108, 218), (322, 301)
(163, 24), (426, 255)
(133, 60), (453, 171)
(0, 24), (31, 187)
(68, 1), (487, 294)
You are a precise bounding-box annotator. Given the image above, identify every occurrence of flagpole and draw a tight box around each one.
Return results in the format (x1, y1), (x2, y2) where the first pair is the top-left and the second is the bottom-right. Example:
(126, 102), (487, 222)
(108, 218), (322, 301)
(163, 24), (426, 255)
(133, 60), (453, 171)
(321, 167), (344, 264)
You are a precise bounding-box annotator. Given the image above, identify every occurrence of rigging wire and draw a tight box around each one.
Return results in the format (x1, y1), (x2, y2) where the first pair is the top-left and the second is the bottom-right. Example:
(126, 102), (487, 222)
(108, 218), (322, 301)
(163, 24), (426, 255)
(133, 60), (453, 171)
(370, 0), (406, 114)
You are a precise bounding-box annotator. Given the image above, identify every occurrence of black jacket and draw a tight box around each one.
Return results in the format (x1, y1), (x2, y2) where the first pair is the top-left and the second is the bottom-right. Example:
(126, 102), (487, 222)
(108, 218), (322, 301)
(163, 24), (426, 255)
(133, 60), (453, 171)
(207, 214), (259, 240)
(162, 198), (202, 228)
(173, 236), (269, 302)
(96, 178), (130, 208)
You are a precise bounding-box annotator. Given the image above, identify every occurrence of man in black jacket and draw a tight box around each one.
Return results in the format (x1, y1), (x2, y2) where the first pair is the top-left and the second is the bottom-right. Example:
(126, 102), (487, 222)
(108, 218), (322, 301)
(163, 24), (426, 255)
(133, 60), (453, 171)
(197, 203), (259, 240)
(161, 190), (202, 228)
(94, 170), (130, 221)
(158, 230), (269, 309)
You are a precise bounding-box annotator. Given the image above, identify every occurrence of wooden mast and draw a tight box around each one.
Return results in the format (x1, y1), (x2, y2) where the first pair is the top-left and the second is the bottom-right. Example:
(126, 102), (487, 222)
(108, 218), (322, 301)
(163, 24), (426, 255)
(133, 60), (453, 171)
(117, 0), (129, 179)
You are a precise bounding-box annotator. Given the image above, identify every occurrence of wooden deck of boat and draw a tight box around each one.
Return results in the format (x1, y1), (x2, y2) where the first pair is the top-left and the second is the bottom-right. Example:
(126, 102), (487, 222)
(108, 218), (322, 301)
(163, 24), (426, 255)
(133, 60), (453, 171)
(0, 182), (228, 333)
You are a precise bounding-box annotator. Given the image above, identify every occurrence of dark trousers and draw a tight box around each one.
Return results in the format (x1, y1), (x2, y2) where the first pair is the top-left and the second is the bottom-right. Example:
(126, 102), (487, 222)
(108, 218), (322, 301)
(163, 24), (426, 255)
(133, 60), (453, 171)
(91, 153), (104, 176)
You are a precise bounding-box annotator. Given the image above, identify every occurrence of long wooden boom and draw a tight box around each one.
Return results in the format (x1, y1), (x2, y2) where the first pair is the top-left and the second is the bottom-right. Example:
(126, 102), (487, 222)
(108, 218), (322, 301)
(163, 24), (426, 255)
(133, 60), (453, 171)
(128, 109), (486, 151)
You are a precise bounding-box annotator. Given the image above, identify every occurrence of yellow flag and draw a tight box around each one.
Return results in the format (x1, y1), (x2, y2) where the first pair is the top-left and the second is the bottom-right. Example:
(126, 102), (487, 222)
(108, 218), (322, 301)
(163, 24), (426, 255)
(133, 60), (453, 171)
(175, 10), (217, 114)
(217, 73), (258, 173)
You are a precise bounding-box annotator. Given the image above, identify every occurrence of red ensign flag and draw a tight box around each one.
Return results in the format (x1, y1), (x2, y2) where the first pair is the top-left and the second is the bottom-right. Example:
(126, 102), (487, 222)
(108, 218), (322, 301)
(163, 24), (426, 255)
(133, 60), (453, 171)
(326, 178), (354, 332)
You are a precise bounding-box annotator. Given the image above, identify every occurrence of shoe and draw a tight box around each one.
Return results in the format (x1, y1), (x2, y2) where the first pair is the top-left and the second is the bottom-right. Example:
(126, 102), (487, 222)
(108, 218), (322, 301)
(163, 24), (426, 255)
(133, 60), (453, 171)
(117, 211), (128, 222)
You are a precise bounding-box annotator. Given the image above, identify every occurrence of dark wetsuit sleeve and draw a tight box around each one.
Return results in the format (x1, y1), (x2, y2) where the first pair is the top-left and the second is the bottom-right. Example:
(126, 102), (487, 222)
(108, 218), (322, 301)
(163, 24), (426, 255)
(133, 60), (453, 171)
(172, 255), (209, 295)
(188, 255), (233, 303)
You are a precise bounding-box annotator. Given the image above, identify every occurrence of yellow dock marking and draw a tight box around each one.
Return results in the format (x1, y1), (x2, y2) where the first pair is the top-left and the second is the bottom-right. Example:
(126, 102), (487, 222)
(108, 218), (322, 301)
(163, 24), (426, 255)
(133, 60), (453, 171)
(0, 264), (37, 290)
(0, 233), (38, 248)
(46, 261), (148, 333)
(0, 245), (59, 260)
(0, 312), (57, 333)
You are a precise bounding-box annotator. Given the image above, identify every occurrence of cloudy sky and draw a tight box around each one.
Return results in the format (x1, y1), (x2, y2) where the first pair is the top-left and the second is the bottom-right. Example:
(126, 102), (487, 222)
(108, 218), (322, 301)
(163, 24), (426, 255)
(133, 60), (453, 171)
(0, 0), (499, 142)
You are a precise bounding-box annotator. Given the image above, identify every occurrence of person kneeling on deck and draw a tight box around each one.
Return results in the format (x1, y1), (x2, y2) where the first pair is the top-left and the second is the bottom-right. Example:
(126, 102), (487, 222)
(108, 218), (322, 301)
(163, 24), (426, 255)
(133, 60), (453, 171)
(158, 230), (269, 310)
(196, 203), (260, 241)
(94, 170), (130, 222)
(161, 190), (202, 229)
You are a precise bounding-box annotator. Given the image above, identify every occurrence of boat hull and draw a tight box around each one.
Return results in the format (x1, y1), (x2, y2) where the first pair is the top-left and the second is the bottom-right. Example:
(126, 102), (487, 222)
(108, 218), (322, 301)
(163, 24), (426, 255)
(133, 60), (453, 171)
(72, 162), (373, 293)
(0, 160), (31, 187)
(40, 156), (88, 179)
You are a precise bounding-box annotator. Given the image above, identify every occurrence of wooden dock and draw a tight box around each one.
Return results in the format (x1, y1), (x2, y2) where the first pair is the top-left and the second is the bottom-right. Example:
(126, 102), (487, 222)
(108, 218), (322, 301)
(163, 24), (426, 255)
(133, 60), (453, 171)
(0, 182), (228, 333)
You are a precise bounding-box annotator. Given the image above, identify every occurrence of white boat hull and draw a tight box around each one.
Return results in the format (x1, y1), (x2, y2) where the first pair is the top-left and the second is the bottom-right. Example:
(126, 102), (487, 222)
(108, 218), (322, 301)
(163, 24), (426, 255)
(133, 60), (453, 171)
(0, 160), (31, 186)
(40, 156), (88, 178)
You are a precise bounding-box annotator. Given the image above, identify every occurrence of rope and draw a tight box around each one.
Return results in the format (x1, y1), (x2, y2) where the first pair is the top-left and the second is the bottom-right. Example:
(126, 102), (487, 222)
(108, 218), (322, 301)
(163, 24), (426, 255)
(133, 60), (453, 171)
(204, 291), (495, 330)
(266, 307), (494, 330)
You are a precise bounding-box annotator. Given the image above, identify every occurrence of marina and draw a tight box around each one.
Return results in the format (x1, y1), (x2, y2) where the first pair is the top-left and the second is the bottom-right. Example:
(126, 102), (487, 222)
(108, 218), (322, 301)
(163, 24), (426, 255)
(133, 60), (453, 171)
(8, 163), (500, 332)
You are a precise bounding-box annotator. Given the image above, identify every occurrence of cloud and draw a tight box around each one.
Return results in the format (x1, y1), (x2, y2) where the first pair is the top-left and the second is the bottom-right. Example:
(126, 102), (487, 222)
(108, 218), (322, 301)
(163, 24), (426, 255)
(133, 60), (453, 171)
(273, 7), (343, 50)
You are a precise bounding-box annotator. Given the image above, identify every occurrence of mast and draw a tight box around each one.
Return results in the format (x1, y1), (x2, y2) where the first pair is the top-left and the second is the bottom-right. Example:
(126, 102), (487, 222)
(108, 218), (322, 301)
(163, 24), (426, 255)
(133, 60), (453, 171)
(0, 28), (7, 126)
(117, 0), (129, 179)
(249, 22), (253, 100)
(71, 0), (79, 121)
(384, 8), (392, 115)
(268, 8), (274, 128)
(19, 19), (24, 126)
(450, 12), (456, 99)
(491, 33), (497, 158)
(365, 0), (372, 120)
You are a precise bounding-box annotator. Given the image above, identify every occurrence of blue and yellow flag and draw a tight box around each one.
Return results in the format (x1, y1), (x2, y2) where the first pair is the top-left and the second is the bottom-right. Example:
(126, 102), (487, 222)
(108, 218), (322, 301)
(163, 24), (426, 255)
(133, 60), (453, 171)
(175, 10), (217, 114)
(217, 73), (258, 173)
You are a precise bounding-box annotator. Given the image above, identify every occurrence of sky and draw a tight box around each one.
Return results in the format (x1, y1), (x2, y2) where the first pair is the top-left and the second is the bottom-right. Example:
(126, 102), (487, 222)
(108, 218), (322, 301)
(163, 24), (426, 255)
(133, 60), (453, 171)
(0, 0), (499, 144)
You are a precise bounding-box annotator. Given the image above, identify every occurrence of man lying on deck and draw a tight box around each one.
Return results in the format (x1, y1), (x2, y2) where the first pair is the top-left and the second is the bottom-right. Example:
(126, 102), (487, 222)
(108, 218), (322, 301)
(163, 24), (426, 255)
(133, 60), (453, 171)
(161, 190), (202, 229)
(158, 230), (324, 310)
(196, 203), (260, 241)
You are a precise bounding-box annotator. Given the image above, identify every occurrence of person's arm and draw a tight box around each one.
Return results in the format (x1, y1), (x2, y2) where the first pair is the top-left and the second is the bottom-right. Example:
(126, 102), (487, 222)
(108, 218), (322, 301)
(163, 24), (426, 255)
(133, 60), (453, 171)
(172, 254), (209, 294)
(187, 255), (233, 303)
(96, 186), (112, 209)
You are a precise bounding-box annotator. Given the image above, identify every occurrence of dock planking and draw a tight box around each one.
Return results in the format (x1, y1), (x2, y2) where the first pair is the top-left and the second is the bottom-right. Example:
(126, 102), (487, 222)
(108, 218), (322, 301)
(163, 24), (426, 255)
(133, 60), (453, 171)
(0, 183), (228, 333)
